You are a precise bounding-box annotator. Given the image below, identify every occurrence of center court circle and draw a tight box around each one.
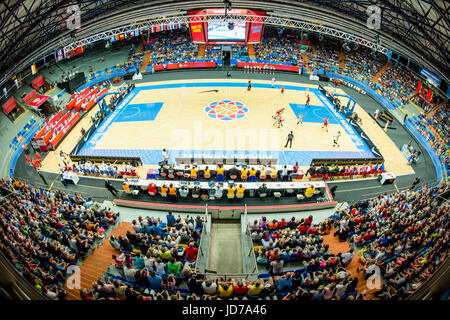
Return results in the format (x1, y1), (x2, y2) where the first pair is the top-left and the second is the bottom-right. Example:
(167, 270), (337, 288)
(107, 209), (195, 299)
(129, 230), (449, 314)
(205, 100), (249, 121)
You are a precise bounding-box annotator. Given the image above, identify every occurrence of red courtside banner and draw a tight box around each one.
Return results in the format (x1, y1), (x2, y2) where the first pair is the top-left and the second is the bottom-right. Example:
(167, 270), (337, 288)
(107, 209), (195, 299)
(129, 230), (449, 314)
(237, 62), (299, 72)
(154, 61), (216, 71)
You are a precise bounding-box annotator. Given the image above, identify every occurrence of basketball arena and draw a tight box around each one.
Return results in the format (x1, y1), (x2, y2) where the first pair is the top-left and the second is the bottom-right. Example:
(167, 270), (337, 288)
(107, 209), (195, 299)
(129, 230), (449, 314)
(0, 0), (448, 305)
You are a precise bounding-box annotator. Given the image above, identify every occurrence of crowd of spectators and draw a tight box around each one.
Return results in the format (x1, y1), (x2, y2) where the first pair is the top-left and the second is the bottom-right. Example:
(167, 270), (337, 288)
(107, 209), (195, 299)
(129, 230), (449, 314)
(412, 103), (450, 182)
(248, 215), (366, 300)
(79, 212), (206, 300)
(244, 29), (420, 107)
(145, 30), (200, 66)
(0, 177), (119, 300)
(374, 63), (418, 105)
(204, 45), (221, 61)
(253, 28), (302, 65)
(330, 183), (449, 299)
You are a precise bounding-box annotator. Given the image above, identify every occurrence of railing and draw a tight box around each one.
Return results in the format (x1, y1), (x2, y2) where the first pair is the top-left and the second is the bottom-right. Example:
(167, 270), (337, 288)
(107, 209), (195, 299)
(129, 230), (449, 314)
(197, 273), (259, 281)
(241, 204), (258, 274)
(194, 204), (211, 273)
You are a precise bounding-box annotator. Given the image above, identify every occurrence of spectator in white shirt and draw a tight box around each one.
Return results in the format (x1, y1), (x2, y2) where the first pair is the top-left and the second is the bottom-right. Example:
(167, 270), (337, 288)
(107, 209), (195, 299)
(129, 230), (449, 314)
(340, 248), (354, 266)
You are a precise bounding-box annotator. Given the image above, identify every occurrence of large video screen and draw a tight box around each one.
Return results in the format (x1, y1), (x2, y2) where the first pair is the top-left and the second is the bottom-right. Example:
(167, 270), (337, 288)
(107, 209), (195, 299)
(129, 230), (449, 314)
(207, 20), (246, 41)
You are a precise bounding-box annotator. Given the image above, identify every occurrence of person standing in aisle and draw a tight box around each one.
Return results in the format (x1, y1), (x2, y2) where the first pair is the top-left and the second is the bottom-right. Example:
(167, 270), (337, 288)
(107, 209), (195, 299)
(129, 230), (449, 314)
(162, 148), (169, 165)
(105, 179), (119, 196)
(411, 176), (421, 190)
(36, 170), (48, 185)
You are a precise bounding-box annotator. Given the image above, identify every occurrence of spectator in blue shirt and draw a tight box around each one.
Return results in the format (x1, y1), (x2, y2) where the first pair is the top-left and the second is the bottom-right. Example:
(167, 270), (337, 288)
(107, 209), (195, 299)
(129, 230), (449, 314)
(147, 270), (162, 290)
(276, 272), (293, 292)
(166, 211), (175, 227)
(134, 253), (145, 269)
(152, 222), (163, 236)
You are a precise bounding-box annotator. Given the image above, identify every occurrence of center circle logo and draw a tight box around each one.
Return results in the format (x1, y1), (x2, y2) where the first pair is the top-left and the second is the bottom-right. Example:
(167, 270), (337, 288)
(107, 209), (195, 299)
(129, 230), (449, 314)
(205, 100), (248, 121)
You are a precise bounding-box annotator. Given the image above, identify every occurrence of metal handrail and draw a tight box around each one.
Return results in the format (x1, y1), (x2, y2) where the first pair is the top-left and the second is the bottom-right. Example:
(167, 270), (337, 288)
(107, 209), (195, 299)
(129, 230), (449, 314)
(194, 204), (209, 273)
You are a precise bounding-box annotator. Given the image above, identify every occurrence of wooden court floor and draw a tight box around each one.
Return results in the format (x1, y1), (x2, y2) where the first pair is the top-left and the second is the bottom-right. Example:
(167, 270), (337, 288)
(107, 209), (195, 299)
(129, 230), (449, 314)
(40, 79), (413, 178)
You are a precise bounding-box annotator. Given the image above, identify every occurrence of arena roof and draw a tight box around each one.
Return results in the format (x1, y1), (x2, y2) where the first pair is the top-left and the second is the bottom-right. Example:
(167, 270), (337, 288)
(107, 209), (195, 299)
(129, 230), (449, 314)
(0, 0), (448, 86)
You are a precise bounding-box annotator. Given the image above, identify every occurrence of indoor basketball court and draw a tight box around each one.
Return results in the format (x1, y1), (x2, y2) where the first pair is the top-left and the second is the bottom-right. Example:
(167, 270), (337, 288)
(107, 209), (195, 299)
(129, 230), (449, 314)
(39, 78), (414, 176)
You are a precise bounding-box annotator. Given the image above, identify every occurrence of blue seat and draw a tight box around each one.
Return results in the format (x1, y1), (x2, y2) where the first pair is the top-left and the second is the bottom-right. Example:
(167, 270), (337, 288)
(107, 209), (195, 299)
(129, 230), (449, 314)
(258, 273), (271, 279)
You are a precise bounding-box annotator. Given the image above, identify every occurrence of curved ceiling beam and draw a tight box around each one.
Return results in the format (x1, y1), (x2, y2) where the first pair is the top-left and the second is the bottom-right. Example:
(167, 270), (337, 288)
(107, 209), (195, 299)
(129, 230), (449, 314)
(0, 0), (448, 87)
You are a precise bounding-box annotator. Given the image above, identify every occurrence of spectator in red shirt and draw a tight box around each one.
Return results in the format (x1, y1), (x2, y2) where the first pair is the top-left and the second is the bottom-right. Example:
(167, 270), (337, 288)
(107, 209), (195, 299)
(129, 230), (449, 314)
(298, 223), (309, 235)
(185, 242), (198, 261)
(233, 281), (248, 296)
(148, 183), (157, 195)
(278, 218), (286, 229)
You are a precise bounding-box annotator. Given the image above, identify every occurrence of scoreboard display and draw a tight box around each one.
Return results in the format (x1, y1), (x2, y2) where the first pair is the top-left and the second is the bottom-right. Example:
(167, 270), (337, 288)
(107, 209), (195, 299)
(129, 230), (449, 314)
(188, 9), (266, 44)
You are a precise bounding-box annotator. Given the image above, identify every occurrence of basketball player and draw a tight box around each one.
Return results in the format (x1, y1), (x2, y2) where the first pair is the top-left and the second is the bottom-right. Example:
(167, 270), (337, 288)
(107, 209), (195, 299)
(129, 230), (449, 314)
(297, 113), (303, 125)
(276, 108), (284, 117)
(248, 80), (252, 91)
(306, 94), (310, 108)
(281, 85), (284, 94)
(333, 131), (341, 147)
(272, 77), (276, 88)
(322, 117), (328, 132)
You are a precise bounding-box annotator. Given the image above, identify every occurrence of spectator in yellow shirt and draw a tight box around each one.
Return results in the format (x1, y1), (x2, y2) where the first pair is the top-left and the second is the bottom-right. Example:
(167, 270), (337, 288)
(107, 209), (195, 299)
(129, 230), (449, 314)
(203, 166), (211, 179)
(168, 183), (177, 201)
(218, 282), (233, 298)
(249, 167), (258, 182)
(259, 167), (267, 180)
(160, 184), (168, 197)
(240, 167), (249, 180)
(247, 280), (264, 296)
(122, 181), (131, 192)
(305, 184), (315, 197)
(190, 166), (199, 179)
(215, 165), (226, 182)
(270, 168), (278, 180)
(227, 185), (236, 198)
(236, 184), (245, 198)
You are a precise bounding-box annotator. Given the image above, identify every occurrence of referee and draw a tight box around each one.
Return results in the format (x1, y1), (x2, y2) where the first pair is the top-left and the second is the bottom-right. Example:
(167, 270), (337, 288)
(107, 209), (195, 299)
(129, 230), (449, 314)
(247, 80), (251, 91)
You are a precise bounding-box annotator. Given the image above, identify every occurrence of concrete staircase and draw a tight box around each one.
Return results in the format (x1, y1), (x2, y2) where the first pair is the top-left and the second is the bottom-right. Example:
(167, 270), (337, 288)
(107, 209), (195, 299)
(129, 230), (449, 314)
(64, 222), (133, 300)
(197, 44), (205, 58)
(137, 40), (144, 54)
(208, 220), (243, 274)
(371, 61), (391, 82)
(427, 100), (446, 117)
(248, 44), (256, 58)
(338, 45), (346, 69)
(301, 53), (313, 73)
(140, 52), (151, 73)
